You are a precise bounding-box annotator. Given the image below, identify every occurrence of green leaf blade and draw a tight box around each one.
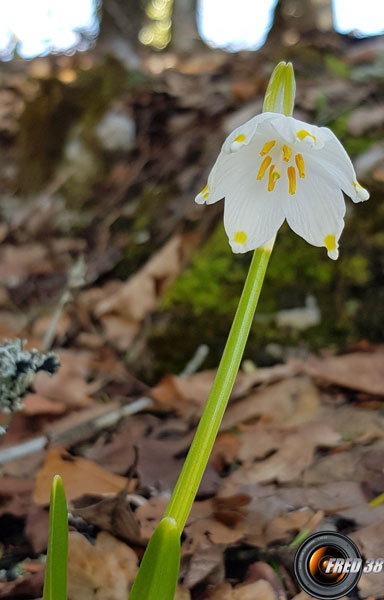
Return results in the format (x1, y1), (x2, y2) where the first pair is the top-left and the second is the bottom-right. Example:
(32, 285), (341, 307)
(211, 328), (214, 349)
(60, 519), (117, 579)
(129, 517), (180, 600)
(43, 475), (68, 600)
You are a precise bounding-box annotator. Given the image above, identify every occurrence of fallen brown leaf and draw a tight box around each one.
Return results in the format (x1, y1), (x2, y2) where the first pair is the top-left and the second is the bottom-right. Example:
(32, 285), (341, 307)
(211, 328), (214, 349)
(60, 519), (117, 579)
(233, 435), (315, 485)
(72, 490), (141, 545)
(221, 377), (320, 430)
(33, 448), (128, 504)
(0, 476), (35, 497)
(183, 515), (248, 554)
(152, 366), (296, 418)
(23, 393), (66, 416)
(301, 447), (365, 486)
(351, 520), (384, 599)
(231, 364), (294, 397)
(0, 243), (49, 286)
(206, 580), (277, 600)
(174, 586), (191, 600)
(33, 351), (97, 408)
(84, 423), (220, 497)
(296, 352), (384, 396)
(212, 493), (251, 527)
(182, 544), (224, 589)
(291, 593), (348, 600)
(210, 432), (241, 472)
(25, 504), (49, 553)
(237, 427), (283, 463)
(135, 496), (169, 541)
(264, 508), (314, 544)
(277, 481), (367, 512)
(152, 370), (216, 415)
(336, 503), (384, 528)
(238, 421), (340, 466)
(68, 531), (137, 600)
(94, 234), (197, 349)
(243, 561), (286, 599)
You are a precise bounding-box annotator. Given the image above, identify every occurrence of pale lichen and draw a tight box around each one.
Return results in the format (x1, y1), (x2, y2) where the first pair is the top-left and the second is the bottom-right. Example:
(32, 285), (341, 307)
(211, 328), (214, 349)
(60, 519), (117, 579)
(0, 339), (59, 416)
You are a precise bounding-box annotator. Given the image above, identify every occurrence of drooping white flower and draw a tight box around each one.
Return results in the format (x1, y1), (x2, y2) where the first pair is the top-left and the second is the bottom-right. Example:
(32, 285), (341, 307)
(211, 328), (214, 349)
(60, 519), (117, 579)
(195, 111), (369, 259)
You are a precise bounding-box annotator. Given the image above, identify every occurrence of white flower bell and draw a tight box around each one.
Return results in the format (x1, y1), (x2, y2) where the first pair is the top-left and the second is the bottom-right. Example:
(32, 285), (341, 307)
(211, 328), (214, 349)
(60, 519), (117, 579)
(195, 63), (369, 260)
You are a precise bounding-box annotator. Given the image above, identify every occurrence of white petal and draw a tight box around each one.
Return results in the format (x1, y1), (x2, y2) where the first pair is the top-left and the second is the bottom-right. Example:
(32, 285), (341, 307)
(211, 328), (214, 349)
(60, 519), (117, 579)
(269, 115), (326, 150)
(311, 128), (369, 203)
(223, 172), (285, 253)
(195, 150), (232, 205)
(222, 112), (281, 154)
(196, 130), (272, 207)
(283, 170), (346, 260)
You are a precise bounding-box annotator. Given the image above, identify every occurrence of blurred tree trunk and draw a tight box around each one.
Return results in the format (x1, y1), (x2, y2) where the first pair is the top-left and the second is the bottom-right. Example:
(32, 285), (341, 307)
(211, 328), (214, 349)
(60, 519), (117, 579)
(171, 0), (205, 52)
(266, 0), (334, 45)
(97, 0), (147, 68)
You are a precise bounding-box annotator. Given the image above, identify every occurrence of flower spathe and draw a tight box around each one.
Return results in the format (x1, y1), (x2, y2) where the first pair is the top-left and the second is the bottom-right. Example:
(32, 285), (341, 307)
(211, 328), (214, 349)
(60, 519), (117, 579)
(195, 112), (369, 259)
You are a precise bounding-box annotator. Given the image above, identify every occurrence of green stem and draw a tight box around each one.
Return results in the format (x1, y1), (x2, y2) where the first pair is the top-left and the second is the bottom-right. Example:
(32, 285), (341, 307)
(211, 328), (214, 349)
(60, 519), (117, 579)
(164, 243), (273, 532)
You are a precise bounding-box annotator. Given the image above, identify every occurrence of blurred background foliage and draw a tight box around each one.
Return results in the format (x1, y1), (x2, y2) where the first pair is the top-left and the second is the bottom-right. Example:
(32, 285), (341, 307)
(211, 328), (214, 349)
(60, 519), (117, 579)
(0, 0), (383, 381)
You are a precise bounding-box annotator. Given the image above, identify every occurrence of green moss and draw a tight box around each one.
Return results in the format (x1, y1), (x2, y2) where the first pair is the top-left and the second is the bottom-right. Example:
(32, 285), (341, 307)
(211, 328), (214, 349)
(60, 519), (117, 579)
(163, 223), (337, 318)
(162, 225), (247, 315)
(338, 254), (369, 285)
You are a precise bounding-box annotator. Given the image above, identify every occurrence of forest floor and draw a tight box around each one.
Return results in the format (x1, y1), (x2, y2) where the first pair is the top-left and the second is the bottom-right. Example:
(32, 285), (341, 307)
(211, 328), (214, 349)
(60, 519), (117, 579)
(1, 32), (384, 600)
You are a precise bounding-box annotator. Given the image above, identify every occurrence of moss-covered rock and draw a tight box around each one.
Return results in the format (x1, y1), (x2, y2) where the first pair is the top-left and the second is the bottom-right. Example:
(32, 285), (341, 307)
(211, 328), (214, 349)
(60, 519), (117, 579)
(146, 195), (382, 377)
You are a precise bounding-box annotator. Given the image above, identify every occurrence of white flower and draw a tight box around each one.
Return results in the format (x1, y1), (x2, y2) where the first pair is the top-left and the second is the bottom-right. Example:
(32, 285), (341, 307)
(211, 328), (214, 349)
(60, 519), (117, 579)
(195, 112), (369, 259)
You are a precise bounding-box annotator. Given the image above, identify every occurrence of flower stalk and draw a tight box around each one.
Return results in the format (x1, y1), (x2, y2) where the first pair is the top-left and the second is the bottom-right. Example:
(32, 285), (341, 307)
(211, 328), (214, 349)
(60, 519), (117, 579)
(164, 242), (273, 532)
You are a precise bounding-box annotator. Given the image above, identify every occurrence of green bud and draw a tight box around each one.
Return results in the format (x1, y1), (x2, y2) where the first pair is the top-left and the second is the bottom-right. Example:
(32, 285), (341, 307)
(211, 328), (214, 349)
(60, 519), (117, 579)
(262, 61), (296, 116)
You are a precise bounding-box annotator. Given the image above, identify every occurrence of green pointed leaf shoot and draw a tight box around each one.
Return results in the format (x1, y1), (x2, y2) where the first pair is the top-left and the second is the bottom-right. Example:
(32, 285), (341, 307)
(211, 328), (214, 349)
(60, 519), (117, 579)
(129, 517), (180, 600)
(43, 474), (68, 600)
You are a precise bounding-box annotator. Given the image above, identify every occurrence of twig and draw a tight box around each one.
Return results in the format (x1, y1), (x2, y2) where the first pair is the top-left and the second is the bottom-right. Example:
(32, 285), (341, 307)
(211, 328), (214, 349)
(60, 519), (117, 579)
(179, 344), (209, 378)
(0, 396), (153, 464)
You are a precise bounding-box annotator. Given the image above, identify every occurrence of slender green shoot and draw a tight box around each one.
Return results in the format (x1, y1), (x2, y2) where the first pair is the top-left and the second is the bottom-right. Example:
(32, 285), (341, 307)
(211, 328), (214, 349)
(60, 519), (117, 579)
(43, 475), (68, 600)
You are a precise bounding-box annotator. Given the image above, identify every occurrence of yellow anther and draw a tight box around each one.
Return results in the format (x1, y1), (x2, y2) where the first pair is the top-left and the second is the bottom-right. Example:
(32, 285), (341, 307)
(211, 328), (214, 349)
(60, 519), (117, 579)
(234, 231), (247, 244)
(234, 133), (246, 143)
(297, 129), (316, 142)
(267, 165), (280, 192)
(324, 234), (336, 252)
(283, 144), (292, 161)
(295, 153), (305, 178)
(287, 166), (296, 195)
(257, 155), (272, 180)
(260, 140), (276, 156)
